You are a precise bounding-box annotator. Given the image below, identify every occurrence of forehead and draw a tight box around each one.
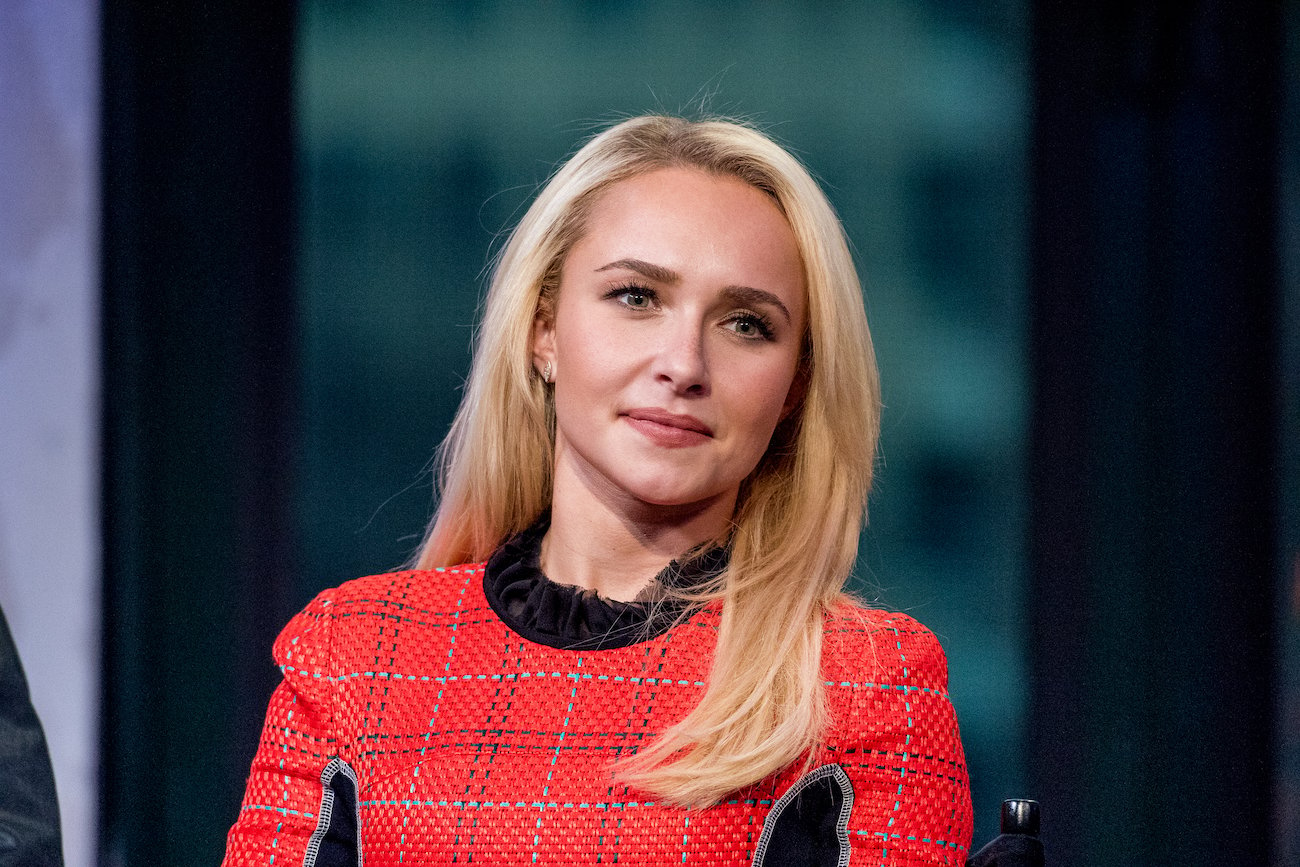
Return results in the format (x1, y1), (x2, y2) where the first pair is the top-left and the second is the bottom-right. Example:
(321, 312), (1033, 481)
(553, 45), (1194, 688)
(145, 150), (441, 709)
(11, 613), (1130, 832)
(567, 167), (805, 301)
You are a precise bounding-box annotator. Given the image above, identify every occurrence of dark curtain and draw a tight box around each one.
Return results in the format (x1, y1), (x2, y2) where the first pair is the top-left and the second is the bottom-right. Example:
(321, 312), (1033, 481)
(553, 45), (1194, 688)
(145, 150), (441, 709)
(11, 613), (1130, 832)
(1029, 3), (1280, 864)
(99, 3), (298, 863)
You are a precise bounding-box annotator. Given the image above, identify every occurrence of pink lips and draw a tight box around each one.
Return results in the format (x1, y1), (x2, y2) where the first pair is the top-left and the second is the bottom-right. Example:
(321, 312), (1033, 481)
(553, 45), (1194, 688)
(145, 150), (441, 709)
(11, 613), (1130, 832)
(622, 408), (713, 447)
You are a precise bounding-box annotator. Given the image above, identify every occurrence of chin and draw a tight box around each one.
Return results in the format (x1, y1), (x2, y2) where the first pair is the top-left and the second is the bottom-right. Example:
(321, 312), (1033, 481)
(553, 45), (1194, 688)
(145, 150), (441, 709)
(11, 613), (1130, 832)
(623, 482), (730, 513)
(624, 486), (700, 508)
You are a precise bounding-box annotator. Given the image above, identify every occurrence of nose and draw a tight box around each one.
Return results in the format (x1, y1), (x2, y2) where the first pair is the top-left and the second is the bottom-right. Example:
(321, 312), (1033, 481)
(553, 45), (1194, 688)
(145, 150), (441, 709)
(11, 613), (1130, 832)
(653, 318), (710, 396)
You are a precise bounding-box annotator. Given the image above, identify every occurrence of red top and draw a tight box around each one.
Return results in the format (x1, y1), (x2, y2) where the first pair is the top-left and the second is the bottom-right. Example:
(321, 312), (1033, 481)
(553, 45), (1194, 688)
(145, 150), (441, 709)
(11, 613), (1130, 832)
(222, 563), (973, 865)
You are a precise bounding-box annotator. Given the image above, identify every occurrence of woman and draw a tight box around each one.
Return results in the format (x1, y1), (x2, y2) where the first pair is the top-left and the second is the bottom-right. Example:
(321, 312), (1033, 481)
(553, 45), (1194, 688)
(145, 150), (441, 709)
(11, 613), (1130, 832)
(223, 116), (973, 865)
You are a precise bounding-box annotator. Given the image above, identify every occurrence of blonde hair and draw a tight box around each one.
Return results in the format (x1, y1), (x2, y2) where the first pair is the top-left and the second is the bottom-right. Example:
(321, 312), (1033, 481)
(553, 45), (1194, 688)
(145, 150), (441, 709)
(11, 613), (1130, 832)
(415, 116), (881, 807)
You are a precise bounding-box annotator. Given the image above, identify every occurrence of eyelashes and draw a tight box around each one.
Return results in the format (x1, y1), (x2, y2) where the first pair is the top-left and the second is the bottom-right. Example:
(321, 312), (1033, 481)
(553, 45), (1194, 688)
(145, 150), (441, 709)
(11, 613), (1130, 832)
(725, 310), (776, 340)
(602, 283), (777, 341)
(604, 283), (656, 310)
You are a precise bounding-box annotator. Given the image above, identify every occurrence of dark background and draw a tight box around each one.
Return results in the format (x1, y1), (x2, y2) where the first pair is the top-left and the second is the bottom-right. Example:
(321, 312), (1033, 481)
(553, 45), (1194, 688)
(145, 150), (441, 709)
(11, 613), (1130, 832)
(99, 2), (1298, 865)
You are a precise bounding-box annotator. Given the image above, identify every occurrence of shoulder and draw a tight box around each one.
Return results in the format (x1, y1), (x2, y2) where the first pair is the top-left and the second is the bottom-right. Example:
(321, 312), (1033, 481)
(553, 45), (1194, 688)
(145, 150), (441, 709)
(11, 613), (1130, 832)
(327, 562), (487, 616)
(272, 563), (489, 668)
(820, 601), (951, 694)
(814, 604), (974, 863)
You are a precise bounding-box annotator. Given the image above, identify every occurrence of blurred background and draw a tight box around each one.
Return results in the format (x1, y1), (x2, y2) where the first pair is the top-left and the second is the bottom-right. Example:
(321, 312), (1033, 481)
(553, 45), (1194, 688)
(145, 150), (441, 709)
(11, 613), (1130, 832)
(0, 1), (1295, 865)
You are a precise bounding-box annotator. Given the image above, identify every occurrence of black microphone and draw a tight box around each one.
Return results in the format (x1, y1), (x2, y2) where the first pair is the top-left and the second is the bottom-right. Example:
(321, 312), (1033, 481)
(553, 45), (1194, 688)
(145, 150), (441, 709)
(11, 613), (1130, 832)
(1001, 799), (1040, 837)
(965, 798), (1044, 867)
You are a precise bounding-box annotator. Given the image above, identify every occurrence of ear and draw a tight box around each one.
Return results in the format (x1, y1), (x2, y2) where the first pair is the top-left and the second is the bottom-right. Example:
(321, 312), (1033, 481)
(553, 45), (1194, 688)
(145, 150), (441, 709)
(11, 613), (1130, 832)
(531, 312), (556, 378)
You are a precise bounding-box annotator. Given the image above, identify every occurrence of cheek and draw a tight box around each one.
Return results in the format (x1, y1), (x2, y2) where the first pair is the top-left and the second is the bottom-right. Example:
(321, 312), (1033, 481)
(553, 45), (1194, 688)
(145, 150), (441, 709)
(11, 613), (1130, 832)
(550, 321), (638, 424)
(728, 359), (799, 449)
(552, 295), (617, 363)
(555, 330), (619, 391)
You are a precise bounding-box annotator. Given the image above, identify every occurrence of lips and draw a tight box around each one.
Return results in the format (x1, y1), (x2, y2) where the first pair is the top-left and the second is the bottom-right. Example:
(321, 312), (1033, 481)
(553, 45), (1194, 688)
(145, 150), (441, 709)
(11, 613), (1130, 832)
(622, 408), (714, 447)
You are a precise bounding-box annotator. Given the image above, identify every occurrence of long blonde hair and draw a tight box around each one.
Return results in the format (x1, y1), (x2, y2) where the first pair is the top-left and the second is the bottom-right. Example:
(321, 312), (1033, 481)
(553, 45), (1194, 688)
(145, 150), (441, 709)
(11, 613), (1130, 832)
(415, 116), (881, 807)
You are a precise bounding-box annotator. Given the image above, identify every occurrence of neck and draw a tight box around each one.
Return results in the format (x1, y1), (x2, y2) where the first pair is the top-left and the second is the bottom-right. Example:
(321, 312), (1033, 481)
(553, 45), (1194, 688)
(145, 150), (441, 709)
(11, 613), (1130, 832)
(542, 458), (735, 603)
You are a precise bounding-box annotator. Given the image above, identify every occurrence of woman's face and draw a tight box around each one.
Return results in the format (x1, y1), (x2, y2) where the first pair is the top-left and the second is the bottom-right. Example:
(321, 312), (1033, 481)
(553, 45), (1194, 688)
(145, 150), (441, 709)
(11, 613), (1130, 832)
(533, 166), (806, 518)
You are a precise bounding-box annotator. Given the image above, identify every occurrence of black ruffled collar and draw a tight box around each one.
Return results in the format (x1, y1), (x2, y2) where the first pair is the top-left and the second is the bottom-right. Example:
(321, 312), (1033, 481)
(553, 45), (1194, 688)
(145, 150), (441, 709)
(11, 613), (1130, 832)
(483, 516), (729, 650)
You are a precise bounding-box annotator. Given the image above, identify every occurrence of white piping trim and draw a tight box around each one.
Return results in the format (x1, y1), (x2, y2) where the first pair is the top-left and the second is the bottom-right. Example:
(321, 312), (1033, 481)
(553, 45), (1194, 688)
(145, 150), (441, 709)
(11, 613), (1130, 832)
(752, 764), (854, 867)
(302, 757), (363, 867)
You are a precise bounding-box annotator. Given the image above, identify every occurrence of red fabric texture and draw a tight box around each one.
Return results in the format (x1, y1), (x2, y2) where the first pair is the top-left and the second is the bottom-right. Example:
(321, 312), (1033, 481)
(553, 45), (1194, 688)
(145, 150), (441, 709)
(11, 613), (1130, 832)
(222, 564), (973, 865)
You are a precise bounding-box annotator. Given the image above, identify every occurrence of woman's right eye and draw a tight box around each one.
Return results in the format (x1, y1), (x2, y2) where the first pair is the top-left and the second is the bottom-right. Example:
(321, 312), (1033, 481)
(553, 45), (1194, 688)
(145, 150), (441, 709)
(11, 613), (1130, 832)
(605, 285), (657, 310)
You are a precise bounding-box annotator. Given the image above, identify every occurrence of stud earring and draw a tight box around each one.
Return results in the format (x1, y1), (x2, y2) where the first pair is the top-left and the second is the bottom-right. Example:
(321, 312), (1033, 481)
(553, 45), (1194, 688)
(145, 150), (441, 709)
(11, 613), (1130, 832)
(542, 360), (553, 383)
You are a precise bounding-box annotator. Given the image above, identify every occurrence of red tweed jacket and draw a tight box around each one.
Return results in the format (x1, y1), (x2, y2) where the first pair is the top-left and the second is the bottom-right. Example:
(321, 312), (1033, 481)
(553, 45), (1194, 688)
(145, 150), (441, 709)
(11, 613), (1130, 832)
(221, 563), (972, 865)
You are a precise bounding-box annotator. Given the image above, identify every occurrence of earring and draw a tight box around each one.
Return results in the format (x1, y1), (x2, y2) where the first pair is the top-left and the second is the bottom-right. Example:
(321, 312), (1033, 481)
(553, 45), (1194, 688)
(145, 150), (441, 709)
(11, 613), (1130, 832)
(542, 360), (553, 383)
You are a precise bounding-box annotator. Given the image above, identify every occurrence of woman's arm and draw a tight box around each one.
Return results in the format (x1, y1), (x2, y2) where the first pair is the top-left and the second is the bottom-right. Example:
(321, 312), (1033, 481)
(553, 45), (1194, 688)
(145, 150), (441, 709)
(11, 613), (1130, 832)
(221, 589), (356, 867)
(753, 609), (973, 866)
(839, 611), (973, 865)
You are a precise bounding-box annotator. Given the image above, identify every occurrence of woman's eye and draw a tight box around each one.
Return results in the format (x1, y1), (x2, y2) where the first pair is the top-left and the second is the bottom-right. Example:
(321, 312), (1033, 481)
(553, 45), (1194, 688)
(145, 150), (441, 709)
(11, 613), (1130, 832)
(727, 313), (774, 340)
(604, 285), (657, 310)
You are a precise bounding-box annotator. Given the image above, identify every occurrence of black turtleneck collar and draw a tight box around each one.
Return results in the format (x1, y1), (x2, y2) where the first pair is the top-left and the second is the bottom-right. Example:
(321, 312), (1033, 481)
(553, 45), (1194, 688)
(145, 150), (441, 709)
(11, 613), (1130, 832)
(482, 515), (729, 650)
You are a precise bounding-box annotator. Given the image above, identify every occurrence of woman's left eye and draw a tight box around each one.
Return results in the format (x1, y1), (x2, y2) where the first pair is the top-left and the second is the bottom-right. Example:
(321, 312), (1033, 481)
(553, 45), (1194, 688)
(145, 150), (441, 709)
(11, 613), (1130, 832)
(726, 312), (775, 340)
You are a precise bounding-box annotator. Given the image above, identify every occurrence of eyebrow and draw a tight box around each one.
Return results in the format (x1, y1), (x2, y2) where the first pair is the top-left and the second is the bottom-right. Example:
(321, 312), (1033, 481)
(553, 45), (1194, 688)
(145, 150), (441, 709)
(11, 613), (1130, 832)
(595, 258), (793, 324)
(596, 258), (679, 284)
